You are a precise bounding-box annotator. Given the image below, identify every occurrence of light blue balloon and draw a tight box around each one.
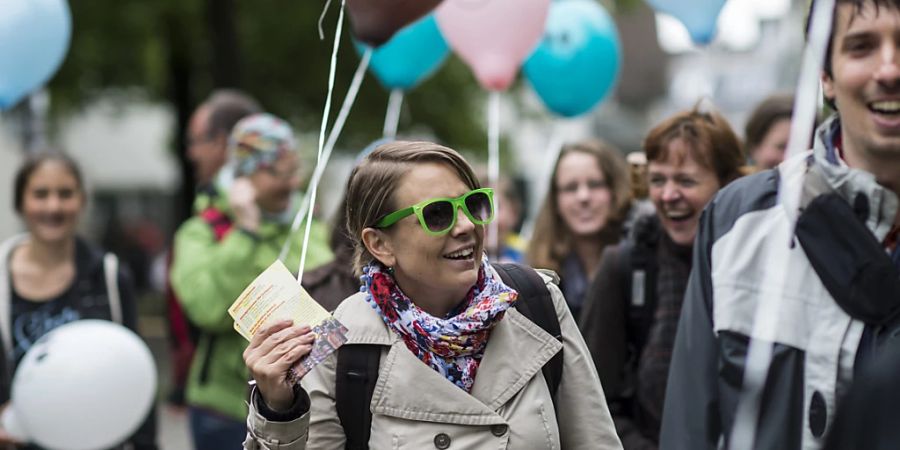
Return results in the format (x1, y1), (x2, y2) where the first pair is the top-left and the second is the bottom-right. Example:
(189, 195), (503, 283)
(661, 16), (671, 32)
(0, 0), (72, 110)
(524, 0), (621, 118)
(646, 0), (726, 45)
(355, 15), (449, 91)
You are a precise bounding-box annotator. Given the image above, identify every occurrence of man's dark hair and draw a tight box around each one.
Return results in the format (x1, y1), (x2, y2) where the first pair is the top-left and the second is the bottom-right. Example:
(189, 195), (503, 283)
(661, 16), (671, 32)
(745, 94), (794, 150)
(808, 0), (900, 109)
(811, 0), (900, 76)
(203, 89), (261, 139)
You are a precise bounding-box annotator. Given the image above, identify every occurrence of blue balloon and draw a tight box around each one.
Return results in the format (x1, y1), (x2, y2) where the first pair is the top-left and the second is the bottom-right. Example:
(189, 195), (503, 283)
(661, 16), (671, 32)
(524, 0), (621, 118)
(355, 15), (449, 91)
(646, 0), (726, 45)
(0, 0), (72, 110)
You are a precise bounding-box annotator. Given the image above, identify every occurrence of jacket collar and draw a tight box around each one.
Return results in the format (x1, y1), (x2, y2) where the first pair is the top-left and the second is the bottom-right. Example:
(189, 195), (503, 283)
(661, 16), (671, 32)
(781, 114), (899, 242)
(334, 291), (563, 425)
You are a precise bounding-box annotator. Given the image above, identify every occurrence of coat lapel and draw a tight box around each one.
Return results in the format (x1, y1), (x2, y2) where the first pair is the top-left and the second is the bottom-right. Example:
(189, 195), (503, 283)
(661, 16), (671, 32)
(369, 308), (561, 425)
(469, 308), (561, 410)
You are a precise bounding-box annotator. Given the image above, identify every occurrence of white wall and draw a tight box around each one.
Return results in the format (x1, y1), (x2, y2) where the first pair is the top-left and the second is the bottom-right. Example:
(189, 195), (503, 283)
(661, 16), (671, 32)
(61, 99), (179, 193)
(0, 120), (24, 239)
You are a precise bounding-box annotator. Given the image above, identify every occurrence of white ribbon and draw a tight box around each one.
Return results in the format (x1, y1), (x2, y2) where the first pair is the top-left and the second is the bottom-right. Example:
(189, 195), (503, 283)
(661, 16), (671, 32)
(487, 91), (501, 258)
(729, 0), (835, 448)
(383, 89), (404, 139)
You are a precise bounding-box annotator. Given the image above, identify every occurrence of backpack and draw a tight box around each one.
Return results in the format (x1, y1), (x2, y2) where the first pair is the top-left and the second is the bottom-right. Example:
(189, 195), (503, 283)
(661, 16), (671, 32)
(334, 262), (563, 450)
(617, 214), (660, 360)
(166, 206), (234, 393)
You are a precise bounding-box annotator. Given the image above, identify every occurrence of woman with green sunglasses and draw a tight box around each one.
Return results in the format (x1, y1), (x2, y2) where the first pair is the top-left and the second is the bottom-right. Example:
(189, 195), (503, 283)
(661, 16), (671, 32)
(242, 141), (622, 449)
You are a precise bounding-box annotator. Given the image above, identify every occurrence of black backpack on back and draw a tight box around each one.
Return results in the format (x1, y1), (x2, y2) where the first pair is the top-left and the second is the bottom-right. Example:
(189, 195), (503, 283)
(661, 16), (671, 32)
(334, 262), (564, 450)
(617, 214), (661, 361)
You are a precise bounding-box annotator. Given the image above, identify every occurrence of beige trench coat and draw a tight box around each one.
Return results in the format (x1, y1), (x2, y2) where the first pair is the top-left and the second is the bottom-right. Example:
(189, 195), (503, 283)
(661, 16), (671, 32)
(244, 271), (622, 449)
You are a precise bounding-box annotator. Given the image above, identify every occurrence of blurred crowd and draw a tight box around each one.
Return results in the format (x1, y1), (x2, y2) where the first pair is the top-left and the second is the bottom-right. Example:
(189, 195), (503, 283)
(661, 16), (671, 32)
(6, 1), (900, 449)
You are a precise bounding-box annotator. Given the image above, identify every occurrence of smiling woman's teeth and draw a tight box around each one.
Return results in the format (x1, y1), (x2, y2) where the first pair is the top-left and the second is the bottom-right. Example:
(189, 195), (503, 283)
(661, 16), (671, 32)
(445, 248), (474, 259)
(665, 211), (691, 221)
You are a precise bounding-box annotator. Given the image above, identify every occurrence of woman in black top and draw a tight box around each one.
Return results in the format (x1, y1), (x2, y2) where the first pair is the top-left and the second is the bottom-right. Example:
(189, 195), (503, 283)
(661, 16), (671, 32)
(0, 153), (157, 450)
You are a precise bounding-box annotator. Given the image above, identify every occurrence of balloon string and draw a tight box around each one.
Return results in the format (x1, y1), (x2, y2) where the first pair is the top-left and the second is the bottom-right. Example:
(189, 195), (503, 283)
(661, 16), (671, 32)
(728, 0), (835, 448)
(294, 47), (371, 283)
(284, 43), (370, 270)
(317, 0), (334, 40)
(487, 91), (501, 259)
(383, 89), (404, 139)
(292, 0), (342, 284)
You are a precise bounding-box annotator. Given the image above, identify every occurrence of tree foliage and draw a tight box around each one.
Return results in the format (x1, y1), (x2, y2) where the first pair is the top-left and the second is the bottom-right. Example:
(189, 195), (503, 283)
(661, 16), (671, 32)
(49, 1), (487, 152)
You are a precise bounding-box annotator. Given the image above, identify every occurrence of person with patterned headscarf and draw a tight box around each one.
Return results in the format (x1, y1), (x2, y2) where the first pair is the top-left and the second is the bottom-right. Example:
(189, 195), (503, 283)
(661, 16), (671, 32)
(170, 113), (333, 450)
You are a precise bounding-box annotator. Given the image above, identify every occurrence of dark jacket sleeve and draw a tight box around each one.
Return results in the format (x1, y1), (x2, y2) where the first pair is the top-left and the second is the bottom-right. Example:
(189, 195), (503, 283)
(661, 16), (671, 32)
(579, 245), (629, 393)
(580, 245), (656, 449)
(115, 266), (159, 450)
(824, 343), (900, 450)
(659, 205), (721, 450)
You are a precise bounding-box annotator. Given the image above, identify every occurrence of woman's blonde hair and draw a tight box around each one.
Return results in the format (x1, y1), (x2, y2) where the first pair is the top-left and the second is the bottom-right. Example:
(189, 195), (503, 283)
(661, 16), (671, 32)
(344, 141), (480, 275)
(527, 139), (631, 273)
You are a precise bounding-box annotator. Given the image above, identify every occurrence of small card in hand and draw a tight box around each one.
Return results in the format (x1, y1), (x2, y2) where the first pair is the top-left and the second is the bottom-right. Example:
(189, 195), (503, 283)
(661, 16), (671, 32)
(228, 260), (348, 382)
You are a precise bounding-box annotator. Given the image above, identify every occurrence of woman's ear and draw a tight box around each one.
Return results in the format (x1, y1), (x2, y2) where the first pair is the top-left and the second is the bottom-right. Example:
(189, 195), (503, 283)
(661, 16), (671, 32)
(361, 227), (396, 267)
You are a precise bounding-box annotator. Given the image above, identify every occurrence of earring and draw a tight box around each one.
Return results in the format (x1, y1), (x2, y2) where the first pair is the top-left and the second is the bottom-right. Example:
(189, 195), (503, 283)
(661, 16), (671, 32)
(386, 266), (395, 276)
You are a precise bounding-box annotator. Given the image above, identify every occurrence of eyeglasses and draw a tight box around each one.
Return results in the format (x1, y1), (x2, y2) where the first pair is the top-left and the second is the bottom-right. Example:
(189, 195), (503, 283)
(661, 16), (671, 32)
(375, 188), (494, 236)
(264, 164), (301, 181)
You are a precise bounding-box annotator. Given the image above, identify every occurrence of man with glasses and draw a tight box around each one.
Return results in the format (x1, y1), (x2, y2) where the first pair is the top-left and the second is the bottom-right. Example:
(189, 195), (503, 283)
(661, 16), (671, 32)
(170, 114), (333, 450)
(166, 90), (262, 411)
(187, 90), (261, 191)
(661, 1), (900, 448)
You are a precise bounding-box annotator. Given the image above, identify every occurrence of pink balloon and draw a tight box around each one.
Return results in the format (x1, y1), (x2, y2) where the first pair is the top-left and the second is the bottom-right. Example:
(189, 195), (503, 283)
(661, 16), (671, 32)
(436, 0), (550, 92)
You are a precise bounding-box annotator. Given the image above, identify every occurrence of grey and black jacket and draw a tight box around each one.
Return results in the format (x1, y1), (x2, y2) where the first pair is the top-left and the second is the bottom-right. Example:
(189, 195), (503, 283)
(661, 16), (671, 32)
(660, 115), (899, 450)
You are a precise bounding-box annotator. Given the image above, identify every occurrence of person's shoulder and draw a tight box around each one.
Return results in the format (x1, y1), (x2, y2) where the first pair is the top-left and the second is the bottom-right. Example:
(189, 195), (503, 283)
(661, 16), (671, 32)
(174, 214), (207, 232)
(713, 169), (780, 215)
(74, 237), (108, 272)
(172, 215), (218, 243)
(333, 292), (393, 345)
(702, 169), (782, 243)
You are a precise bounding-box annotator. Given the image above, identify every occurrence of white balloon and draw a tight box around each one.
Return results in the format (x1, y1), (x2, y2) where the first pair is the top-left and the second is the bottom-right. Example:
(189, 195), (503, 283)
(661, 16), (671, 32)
(10, 320), (157, 450)
(0, 406), (27, 442)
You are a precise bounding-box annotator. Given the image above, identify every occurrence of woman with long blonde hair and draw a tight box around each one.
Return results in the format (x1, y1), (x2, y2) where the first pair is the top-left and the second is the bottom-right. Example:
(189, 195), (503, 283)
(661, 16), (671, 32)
(527, 139), (631, 320)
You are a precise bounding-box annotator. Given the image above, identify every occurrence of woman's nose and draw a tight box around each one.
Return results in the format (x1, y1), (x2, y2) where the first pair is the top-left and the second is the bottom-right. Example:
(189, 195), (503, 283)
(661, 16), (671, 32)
(575, 183), (592, 201)
(450, 206), (475, 236)
(661, 182), (682, 202)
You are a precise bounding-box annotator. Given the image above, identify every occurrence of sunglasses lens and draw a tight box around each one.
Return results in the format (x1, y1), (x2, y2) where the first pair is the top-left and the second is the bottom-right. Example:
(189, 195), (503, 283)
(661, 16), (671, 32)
(465, 192), (492, 222)
(421, 200), (455, 232)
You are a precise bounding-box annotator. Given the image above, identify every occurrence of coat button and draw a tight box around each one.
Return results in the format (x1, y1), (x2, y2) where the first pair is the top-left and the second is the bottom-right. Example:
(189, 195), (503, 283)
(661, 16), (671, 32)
(809, 390), (827, 438)
(491, 424), (508, 436)
(434, 433), (451, 449)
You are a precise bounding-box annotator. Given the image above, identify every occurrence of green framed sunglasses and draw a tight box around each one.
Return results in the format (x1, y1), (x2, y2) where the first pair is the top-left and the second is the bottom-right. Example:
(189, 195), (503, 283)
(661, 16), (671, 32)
(375, 188), (495, 236)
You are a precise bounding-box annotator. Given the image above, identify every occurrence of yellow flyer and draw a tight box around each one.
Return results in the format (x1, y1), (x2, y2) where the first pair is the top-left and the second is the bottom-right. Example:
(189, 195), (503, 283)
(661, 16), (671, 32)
(228, 260), (348, 379)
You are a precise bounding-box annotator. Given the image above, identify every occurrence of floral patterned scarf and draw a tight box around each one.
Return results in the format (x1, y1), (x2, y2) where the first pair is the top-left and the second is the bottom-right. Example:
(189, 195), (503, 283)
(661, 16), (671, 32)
(360, 258), (518, 392)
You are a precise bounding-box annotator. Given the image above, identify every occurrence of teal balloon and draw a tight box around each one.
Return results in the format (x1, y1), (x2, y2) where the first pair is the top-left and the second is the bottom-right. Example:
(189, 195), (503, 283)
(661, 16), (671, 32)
(646, 0), (726, 45)
(524, 0), (621, 117)
(356, 15), (449, 91)
(0, 0), (72, 110)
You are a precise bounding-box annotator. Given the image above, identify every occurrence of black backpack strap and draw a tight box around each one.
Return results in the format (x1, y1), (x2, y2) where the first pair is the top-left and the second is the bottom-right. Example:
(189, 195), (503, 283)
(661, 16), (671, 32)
(492, 263), (563, 403)
(335, 344), (381, 450)
(335, 265), (563, 448)
(620, 217), (659, 358)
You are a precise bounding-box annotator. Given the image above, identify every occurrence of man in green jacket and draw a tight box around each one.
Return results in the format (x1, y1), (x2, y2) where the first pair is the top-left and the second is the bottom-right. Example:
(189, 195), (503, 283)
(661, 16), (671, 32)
(170, 113), (333, 450)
